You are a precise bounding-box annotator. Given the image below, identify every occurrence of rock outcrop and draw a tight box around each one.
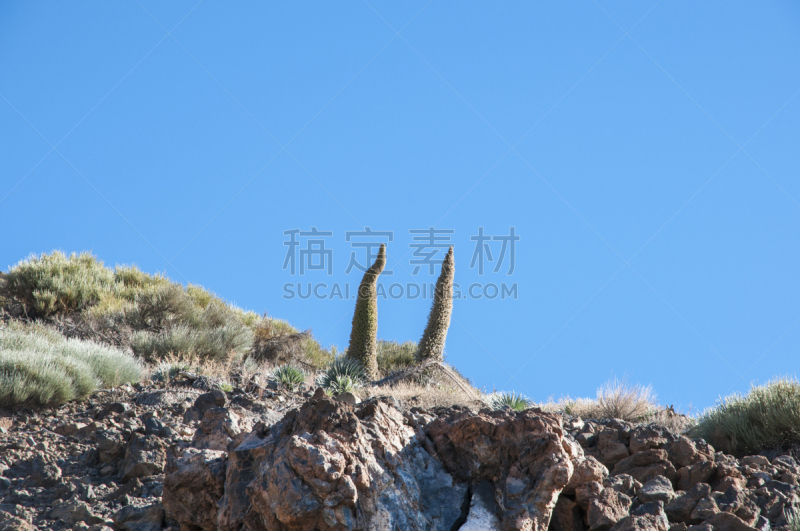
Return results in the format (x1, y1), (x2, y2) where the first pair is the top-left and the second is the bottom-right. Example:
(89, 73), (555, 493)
(2, 377), (800, 531)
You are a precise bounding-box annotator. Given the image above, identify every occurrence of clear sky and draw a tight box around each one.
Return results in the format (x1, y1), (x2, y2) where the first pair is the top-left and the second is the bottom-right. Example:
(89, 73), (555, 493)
(2, 1), (799, 412)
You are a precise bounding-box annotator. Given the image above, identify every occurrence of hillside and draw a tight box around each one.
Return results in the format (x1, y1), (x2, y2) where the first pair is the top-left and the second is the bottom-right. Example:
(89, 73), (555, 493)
(0, 251), (799, 530)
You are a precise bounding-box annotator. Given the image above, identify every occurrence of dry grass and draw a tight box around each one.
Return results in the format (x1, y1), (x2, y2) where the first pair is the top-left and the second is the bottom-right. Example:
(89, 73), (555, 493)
(535, 378), (660, 423)
(357, 381), (482, 411)
(595, 377), (657, 421)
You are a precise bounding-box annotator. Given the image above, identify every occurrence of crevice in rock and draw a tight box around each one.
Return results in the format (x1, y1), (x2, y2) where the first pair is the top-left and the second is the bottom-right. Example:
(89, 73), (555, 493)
(450, 482), (473, 531)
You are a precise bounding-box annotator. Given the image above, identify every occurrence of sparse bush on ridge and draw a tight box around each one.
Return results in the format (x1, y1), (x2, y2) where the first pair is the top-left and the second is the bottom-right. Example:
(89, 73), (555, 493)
(595, 377), (657, 421)
(692, 376), (800, 456)
(0, 322), (142, 406)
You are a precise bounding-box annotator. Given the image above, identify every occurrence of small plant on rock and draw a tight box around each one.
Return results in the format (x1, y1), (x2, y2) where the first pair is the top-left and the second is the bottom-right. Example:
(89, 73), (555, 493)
(270, 364), (306, 391)
(317, 357), (365, 391)
(326, 375), (358, 395)
(488, 391), (530, 412)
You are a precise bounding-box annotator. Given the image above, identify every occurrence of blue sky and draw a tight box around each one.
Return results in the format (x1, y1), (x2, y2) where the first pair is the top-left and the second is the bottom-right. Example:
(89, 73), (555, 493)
(2, 1), (799, 411)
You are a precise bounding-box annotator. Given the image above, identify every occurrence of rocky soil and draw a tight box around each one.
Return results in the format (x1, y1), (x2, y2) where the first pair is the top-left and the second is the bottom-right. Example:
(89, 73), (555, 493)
(0, 381), (798, 531)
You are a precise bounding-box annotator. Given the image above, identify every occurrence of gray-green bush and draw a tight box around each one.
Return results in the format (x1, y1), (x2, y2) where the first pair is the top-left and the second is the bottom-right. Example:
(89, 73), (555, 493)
(376, 340), (417, 376)
(0, 323), (142, 406)
(692, 377), (800, 455)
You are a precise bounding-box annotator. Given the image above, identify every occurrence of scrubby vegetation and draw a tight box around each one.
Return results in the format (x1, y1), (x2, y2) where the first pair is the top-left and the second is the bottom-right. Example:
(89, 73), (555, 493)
(376, 340), (417, 376)
(0, 322), (142, 406)
(0, 251), (331, 369)
(692, 377), (800, 456)
(4, 250), (799, 462)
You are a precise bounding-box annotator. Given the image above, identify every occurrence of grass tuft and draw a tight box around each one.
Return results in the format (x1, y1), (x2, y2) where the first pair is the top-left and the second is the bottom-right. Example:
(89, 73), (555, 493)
(595, 377), (657, 421)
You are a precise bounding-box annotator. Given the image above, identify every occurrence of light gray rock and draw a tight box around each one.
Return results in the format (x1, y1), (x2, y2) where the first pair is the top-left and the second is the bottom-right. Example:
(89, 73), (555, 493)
(461, 481), (502, 531)
(638, 476), (676, 504)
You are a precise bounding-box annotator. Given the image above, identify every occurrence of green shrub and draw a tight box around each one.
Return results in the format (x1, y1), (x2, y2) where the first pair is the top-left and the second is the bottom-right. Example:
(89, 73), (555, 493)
(376, 340), (417, 376)
(269, 364), (306, 391)
(488, 391), (530, 412)
(151, 361), (190, 383)
(317, 357), (365, 391)
(346, 244), (386, 379)
(416, 246), (454, 362)
(0, 324), (142, 406)
(1, 251), (118, 318)
(692, 377), (800, 455)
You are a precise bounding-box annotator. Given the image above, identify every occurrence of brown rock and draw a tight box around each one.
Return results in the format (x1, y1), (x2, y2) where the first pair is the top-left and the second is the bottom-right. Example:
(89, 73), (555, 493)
(707, 512), (759, 531)
(587, 489), (632, 531)
(112, 503), (164, 531)
(192, 407), (251, 452)
(120, 434), (167, 482)
(665, 483), (711, 524)
(690, 497), (719, 522)
(551, 496), (586, 531)
(429, 406), (575, 531)
(613, 450), (677, 484)
(597, 431), (631, 469)
(576, 481), (605, 511)
(0, 512), (36, 531)
(629, 426), (678, 455)
(666, 438), (715, 469)
(677, 461), (717, 491)
(638, 475), (676, 504)
(610, 513), (669, 531)
(565, 457), (609, 496)
(163, 448), (227, 531)
(220, 396), (468, 531)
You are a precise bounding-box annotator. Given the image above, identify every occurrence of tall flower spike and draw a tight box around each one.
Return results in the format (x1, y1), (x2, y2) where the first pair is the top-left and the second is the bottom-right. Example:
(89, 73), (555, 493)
(416, 246), (454, 363)
(345, 244), (386, 379)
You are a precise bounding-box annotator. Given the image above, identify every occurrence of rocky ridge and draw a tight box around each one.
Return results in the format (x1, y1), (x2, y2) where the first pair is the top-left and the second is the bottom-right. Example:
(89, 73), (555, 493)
(0, 382), (798, 531)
